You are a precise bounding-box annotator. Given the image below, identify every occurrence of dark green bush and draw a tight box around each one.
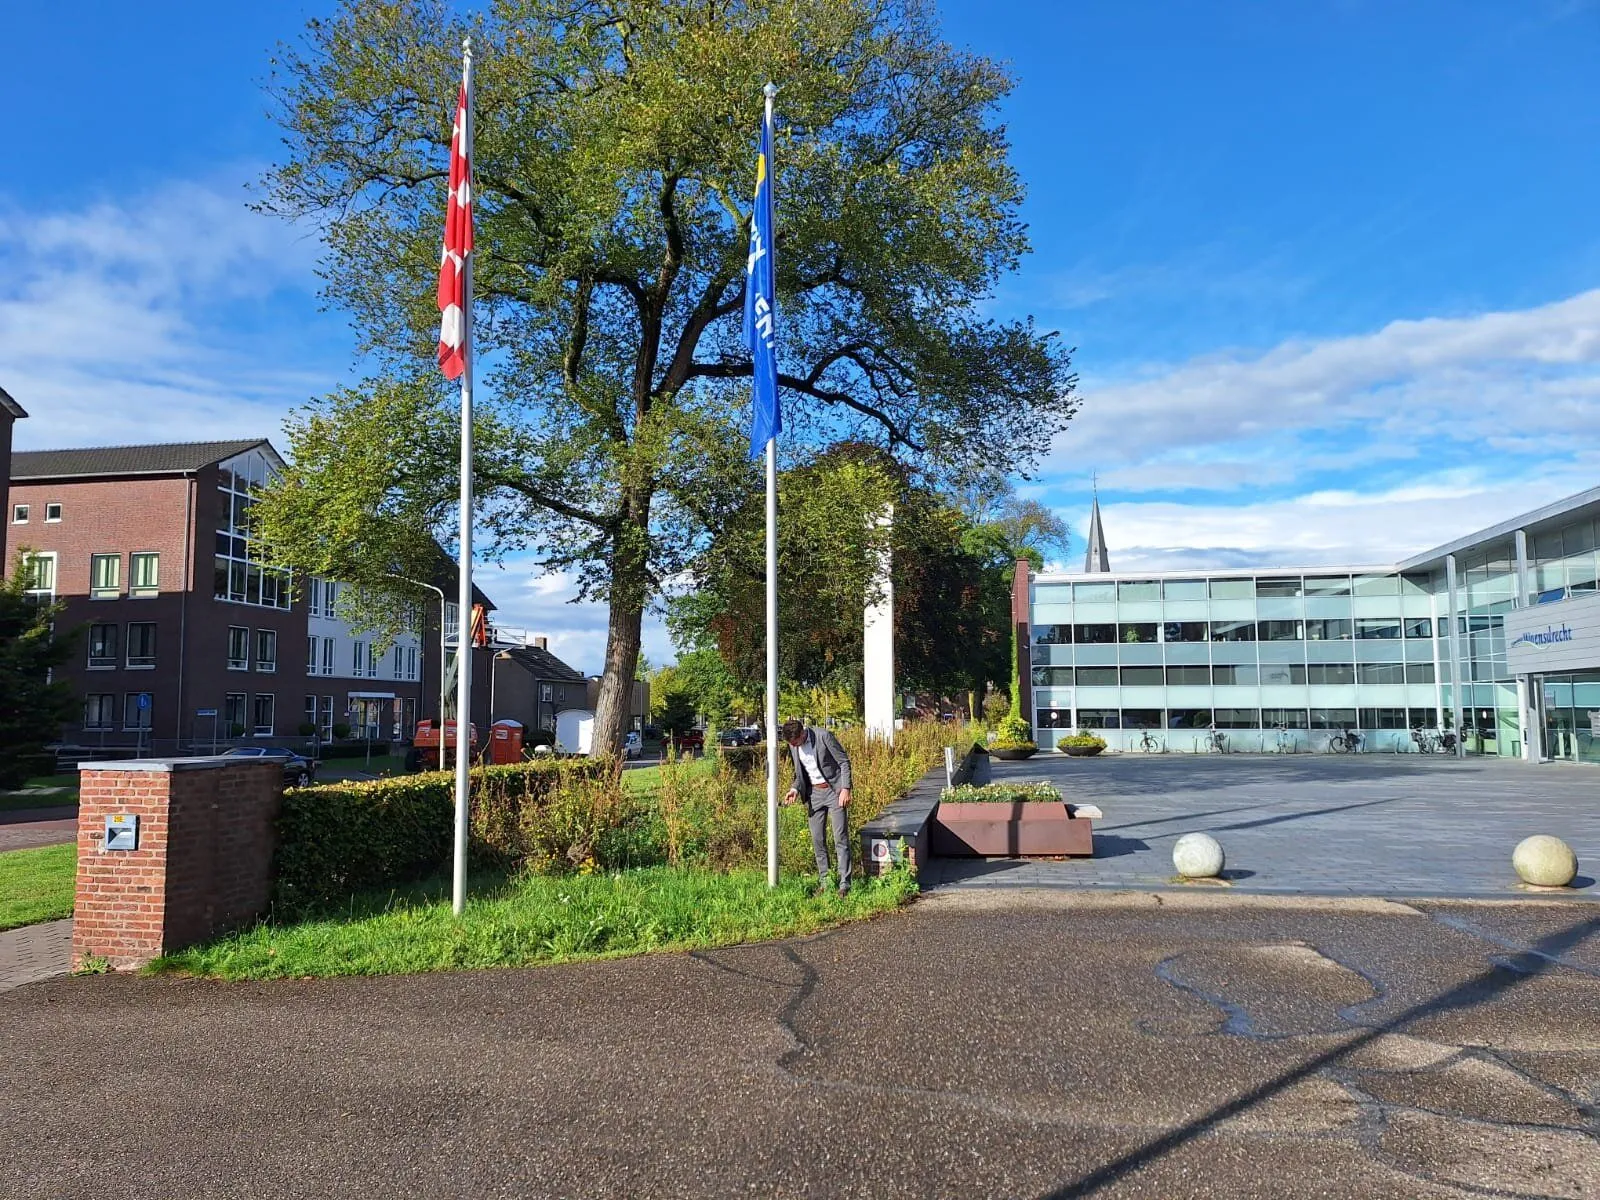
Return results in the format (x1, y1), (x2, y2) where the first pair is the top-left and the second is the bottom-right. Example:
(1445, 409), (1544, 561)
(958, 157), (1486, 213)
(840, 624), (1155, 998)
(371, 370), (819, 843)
(273, 759), (619, 915)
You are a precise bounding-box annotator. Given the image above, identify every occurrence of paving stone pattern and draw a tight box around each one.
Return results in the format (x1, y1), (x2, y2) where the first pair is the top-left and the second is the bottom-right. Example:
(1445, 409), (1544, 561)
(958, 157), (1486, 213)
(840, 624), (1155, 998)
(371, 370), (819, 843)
(0, 807), (78, 852)
(927, 754), (1599, 900)
(0, 919), (72, 992)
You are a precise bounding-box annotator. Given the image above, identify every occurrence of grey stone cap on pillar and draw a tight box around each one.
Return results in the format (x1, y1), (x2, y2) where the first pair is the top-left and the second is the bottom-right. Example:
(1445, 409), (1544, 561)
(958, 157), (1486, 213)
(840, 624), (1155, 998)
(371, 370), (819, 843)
(77, 757), (249, 773)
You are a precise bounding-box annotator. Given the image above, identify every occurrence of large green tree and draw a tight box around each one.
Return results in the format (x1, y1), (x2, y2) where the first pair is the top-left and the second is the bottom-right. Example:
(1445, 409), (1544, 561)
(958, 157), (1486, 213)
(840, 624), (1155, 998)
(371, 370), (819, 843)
(256, 0), (1076, 753)
(0, 556), (78, 789)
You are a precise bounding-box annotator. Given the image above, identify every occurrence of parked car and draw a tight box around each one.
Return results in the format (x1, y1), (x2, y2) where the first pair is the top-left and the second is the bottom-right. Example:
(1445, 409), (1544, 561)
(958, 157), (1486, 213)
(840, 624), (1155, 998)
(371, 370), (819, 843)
(221, 746), (317, 787)
(623, 731), (642, 759)
(718, 726), (761, 747)
(669, 729), (704, 754)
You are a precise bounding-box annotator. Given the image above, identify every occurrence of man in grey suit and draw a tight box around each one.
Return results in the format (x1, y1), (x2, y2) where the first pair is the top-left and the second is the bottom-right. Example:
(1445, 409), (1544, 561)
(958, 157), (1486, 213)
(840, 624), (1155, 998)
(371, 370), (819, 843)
(781, 718), (854, 894)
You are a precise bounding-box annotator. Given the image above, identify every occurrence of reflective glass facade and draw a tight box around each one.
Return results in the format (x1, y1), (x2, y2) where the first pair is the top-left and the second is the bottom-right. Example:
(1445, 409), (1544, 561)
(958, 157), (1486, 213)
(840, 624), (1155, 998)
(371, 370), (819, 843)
(1029, 571), (1447, 752)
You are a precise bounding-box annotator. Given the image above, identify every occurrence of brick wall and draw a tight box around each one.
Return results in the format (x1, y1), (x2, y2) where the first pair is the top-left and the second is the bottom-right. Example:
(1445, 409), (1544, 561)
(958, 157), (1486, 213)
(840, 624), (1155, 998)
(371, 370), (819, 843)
(73, 759), (282, 970)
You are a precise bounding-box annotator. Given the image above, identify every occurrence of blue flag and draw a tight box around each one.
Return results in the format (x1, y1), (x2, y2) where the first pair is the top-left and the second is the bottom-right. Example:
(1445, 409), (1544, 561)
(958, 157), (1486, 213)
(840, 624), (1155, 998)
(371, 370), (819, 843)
(743, 108), (780, 458)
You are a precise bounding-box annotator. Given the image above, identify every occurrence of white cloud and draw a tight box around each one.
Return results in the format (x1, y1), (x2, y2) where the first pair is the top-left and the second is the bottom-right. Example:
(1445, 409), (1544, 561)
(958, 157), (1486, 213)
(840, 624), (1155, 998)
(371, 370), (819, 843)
(1050, 288), (1600, 480)
(480, 563), (673, 677)
(0, 175), (343, 449)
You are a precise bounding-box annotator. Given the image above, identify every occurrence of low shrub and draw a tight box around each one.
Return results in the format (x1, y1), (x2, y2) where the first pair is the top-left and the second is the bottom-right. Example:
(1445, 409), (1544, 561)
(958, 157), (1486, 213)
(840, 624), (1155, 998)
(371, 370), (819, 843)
(940, 781), (1062, 804)
(1057, 732), (1107, 750)
(991, 714), (1036, 750)
(273, 759), (625, 915)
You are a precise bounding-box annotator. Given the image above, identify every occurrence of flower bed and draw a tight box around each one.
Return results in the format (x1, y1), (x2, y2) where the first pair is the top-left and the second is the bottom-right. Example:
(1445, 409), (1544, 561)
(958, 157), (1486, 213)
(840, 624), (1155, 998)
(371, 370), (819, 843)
(940, 781), (1063, 804)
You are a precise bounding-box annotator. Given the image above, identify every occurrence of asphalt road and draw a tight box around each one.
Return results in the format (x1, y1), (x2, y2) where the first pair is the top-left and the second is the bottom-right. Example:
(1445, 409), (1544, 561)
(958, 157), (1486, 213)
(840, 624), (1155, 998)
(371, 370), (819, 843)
(2, 892), (1597, 1199)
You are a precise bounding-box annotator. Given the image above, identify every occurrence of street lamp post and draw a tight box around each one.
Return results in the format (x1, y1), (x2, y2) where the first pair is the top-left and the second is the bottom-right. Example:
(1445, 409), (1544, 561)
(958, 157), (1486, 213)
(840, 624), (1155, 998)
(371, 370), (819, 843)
(385, 574), (449, 770)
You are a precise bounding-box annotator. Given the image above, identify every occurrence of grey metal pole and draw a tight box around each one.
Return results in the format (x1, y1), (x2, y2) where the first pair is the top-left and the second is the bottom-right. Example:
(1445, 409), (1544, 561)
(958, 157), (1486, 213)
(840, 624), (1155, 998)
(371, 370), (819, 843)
(451, 36), (476, 917)
(762, 82), (780, 890)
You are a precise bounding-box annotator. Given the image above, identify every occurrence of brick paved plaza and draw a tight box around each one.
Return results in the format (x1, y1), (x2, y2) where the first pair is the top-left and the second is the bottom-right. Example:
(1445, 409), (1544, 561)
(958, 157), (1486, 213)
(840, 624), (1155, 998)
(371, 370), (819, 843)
(928, 753), (1599, 900)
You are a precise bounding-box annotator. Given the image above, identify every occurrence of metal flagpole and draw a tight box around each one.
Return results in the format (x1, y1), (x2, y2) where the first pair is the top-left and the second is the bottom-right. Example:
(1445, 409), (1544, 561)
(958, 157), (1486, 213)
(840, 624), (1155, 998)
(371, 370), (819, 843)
(452, 35), (476, 917)
(763, 82), (780, 890)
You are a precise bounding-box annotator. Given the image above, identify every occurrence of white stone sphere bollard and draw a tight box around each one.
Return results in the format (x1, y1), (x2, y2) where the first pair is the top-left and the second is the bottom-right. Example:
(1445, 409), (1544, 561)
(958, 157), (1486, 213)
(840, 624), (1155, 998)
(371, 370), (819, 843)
(1512, 835), (1578, 887)
(1173, 833), (1225, 878)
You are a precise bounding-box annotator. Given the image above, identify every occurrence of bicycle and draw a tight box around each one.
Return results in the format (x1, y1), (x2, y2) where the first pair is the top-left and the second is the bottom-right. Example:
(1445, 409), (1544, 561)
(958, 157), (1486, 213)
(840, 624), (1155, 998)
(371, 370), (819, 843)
(1410, 727), (1440, 754)
(1272, 724), (1296, 754)
(1204, 725), (1227, 754)
(1327, 726), (1364, 754)
(1135, 727), (1163, 753)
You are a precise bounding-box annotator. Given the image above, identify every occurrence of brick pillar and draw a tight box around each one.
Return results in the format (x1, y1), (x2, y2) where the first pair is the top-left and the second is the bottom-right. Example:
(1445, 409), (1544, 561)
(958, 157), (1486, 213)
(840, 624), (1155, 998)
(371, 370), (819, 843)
(73, 759), (282, 971)
(1012, 558), (1033, 720)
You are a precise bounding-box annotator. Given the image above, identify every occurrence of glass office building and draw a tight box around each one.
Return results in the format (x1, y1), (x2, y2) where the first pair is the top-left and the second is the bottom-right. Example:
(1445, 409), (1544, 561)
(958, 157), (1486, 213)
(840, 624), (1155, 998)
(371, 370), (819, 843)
(1021, 485), (1600, 760)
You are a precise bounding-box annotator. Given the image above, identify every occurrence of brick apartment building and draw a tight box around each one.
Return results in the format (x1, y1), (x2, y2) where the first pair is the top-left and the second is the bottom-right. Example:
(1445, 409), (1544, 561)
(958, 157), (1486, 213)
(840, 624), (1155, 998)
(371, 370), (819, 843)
(8, 439), (438, 753)
(0, 385), (26, 565)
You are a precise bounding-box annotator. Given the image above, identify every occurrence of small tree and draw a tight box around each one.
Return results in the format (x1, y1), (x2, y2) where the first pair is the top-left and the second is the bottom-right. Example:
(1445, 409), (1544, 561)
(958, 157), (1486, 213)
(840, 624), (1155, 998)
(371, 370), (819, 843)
(0, 555), (78, 789)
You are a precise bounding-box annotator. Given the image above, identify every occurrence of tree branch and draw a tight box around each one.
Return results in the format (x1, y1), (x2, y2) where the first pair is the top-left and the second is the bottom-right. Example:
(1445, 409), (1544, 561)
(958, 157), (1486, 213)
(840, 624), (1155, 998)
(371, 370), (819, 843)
(685, 360), (926, 451)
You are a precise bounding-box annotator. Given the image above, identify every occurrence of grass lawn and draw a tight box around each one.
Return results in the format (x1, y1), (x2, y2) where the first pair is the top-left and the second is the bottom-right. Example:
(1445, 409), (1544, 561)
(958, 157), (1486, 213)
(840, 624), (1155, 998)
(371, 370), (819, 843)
(620, 754), (716, 796)
(0, 773), (80, 813)
(152, 866), (917, 980)
(0, 843), (77, 932)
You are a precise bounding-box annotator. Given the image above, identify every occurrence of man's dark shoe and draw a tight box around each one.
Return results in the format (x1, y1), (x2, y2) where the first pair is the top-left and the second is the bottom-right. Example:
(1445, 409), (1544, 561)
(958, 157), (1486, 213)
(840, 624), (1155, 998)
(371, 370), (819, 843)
(836, 882), (851, 898)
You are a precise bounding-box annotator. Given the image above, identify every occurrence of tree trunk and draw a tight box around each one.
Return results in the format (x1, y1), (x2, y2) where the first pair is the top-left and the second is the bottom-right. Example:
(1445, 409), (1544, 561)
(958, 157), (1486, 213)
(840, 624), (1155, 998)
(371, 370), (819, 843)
(592, 489), (652, 756)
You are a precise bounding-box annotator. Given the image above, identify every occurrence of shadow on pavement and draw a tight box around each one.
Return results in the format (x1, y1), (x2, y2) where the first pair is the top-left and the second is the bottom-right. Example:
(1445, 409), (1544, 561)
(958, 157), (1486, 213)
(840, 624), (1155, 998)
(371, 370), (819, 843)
(1036, 911), (1600, 1199)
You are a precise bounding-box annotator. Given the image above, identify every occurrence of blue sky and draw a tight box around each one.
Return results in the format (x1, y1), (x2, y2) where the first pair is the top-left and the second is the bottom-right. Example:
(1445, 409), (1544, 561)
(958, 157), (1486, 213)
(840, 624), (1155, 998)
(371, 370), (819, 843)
(3, 1), (1599, 668)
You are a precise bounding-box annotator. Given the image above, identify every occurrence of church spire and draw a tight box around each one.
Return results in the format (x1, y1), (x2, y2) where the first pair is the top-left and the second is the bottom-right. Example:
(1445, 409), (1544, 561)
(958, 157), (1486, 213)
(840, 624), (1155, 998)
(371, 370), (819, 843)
(1084, 477), (1110, 574)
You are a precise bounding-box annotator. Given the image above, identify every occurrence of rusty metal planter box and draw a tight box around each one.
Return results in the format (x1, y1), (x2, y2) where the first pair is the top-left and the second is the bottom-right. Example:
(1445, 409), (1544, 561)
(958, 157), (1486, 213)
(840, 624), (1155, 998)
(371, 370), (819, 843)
(932, 801), (1094, 857)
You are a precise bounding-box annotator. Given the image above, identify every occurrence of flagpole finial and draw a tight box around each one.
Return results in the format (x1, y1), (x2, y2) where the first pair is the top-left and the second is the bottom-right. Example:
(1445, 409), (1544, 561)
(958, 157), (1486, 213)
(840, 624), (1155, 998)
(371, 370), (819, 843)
(463, 35), (474, 58)
(763, 81), (778, 100)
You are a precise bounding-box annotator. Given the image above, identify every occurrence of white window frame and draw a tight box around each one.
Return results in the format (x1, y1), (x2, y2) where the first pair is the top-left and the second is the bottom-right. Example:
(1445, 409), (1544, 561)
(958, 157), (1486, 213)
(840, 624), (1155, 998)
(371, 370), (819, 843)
(87, 622), (119, 670)
(308, 578), (323, 618)
(540, 683), (554, 703)
(44, 502), (62, 523)
(321, 637), (335, 677)
(123, 692), (154, 731)
(227, 625), (250, 671)
(10, 503), (27, 524)
(224, 692), (247, 735)
(84, 693), (115, 730)
(126, 622), (157, 669)
(256, 628), (277, 674)
(129, 551), (159, 598)
(90, 553), (121, 599)
(252, 693), (275, 737)
(352, 641), (367, 676)
(21, 551), (56, 601)
(307, 635), (319, 673)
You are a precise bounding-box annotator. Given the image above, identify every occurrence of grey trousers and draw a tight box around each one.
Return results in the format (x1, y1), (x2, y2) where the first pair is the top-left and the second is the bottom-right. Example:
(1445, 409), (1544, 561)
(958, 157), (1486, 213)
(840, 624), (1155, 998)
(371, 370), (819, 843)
(807, 792), (852, 884)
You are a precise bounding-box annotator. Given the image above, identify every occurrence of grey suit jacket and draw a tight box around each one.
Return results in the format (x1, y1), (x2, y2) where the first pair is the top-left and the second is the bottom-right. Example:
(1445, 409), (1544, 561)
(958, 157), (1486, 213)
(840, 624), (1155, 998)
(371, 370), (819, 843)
(789, 727), (852, 808)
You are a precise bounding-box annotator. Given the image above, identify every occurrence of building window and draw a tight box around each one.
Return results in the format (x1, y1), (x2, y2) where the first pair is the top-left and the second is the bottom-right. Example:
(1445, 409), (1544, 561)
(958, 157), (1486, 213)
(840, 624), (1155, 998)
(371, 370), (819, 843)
(256, 629), (277, 673)
(89, 553), (121, 598)
(1120, 666), (1164, 687)
(1213, 708), (1261, 729)
(1162, 622), (1208, 643)
(1165, 665), (1211, 685)
(126, 623), (157, 668)
(1355, 618), (1402, 640)
(1307, 663), (1355, 685)
(1032, 666), (1071, 687)
(1405, 662), (1436, 685)
(353, 641), (368, 676)
(88, 624), (119, 669)
(124, 692), (153, 731)
(1212, 665), (1259, 685)
(323, 581), (338, 615)
(1118, 623), (1158, 644)
(1255, 578), (1301, 597)
(225, 692), (247, 734)
(45, 502), (63, 522)
(1167, 708), (1213, 729)
(1209, 620), (1256, 642)
(253, 694), (275, 736)
(307, 635), (319, 673)
(1260, 663), (1309, 686)
(318, 695), (334, 739)
(321, 637), (334, 676)
(227, 626), (250, 670)
(1260, 620), (1304, 641)
(1074, 623), (1115, 645)
(11, 504), (27, 523)
(308, 578), (323, 617)
(1033, 624), (1071, 645)
(1310, 708), (1359, 730)
(84, 694), (115, 730)
(213, 449), (292, 610)
(406, 647), (418, 681)
(21, 552), (56, 601)
(129, 552), (159, 598)
(1358, 708), (1410, 730)
(1305, 618), (1352, 641)
(1404, 617), (1433, 639)
(304, 695), (319, 734)
(1263, 708), (1310, 729)
(393, 645), (405, 678)
(540, 683), (554, 703)
(1356, 663), (1405, 685)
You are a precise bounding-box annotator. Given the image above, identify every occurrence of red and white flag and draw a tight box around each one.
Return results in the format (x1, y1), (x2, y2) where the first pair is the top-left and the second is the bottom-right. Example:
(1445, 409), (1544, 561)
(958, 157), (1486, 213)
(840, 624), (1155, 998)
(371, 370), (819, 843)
(437, 83), (473, 380)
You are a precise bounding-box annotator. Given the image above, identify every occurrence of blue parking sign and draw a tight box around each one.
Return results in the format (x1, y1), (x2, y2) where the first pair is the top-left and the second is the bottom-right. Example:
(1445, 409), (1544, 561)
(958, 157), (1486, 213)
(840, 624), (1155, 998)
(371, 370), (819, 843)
(137, 693), (150, 710)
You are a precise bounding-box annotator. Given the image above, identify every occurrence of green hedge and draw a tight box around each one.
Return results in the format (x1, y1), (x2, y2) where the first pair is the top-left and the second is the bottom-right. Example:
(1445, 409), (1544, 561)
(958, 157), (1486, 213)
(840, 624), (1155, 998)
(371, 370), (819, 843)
(274, 760), (612, 916)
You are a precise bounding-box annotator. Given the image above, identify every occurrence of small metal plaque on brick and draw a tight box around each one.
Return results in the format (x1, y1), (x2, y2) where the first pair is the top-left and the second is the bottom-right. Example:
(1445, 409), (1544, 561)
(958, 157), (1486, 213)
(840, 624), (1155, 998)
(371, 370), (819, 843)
(104, 813), (139, 851)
